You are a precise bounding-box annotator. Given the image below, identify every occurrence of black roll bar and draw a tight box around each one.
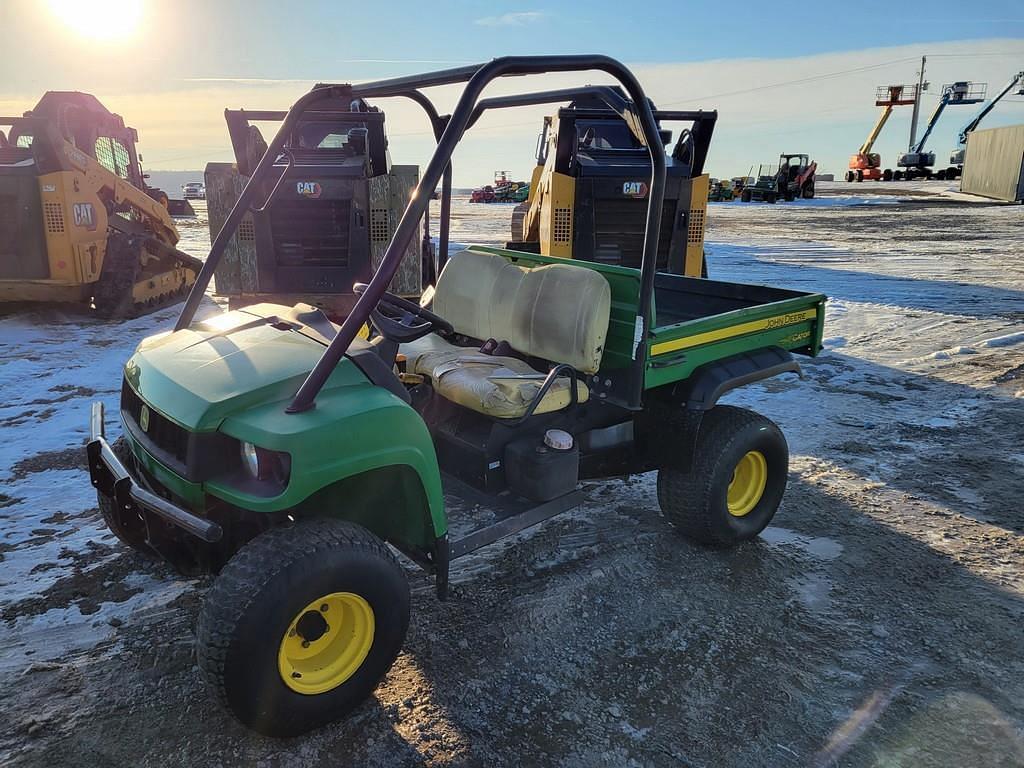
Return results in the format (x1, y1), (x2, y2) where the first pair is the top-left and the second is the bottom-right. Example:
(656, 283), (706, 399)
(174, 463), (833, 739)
(176, 55), (667, 414)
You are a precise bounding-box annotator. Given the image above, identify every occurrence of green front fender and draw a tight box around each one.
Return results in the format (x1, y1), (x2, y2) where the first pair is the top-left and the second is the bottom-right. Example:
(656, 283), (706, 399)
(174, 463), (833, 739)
(207, 381), (446, 549)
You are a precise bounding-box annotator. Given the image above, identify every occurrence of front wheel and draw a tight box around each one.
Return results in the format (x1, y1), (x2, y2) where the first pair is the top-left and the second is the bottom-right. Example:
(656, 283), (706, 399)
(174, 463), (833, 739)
(740, 189), (752, 202)
(657, 405), (788, 546)
(197, 519), (410, 736)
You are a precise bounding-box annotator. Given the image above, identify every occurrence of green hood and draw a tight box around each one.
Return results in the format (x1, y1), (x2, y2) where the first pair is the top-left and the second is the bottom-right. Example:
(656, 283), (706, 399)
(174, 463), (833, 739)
(124, 304), (366, 430)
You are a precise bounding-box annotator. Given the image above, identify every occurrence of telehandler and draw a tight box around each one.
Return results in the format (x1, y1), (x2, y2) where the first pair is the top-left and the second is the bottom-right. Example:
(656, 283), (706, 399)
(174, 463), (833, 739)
(0, 92), (201, 316)
(87, 57), (825, 737)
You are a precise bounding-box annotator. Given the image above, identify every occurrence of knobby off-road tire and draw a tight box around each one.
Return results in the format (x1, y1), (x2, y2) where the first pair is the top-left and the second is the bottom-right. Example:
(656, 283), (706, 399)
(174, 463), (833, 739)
(657, 405), (788, 546)
(97, 436), (152, 553)
(197, 519), (410, 737)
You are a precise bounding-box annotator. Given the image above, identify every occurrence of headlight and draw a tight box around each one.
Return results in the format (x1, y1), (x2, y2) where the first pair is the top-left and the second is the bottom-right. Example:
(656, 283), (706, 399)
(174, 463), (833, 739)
(241, 441), (260, 477)
(239, 441), (291, 486)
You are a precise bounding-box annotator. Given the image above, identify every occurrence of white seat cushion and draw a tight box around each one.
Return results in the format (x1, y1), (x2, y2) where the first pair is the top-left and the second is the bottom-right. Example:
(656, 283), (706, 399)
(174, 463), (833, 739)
(432, 248), (611, 375)
(401, 334), (589, 419)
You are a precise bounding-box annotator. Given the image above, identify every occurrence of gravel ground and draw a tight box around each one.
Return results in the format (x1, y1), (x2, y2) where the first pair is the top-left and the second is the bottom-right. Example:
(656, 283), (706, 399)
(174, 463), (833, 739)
(1, 186), (1022, 767)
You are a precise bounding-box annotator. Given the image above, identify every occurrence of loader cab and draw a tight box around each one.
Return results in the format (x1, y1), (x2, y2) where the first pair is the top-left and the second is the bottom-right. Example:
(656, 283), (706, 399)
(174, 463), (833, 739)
(776, 154), (806, 180)
(27, 91), (147, 189)
(207, 93), (424, 317)
(515, 93), (715, 277)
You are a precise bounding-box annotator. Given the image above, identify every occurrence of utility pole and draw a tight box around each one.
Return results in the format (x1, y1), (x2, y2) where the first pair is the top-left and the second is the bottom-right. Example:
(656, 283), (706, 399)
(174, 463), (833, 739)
(908, 55), (928, 150)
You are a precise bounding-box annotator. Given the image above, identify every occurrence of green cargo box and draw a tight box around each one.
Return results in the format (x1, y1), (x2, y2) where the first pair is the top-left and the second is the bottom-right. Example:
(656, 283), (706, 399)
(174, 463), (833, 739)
(469, 246), (826, 392)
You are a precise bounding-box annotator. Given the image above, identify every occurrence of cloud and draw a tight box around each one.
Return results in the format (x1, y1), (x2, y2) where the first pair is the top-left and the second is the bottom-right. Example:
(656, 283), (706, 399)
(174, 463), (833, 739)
(474, 11), (549, 27)
(40, 38), (1023, 183)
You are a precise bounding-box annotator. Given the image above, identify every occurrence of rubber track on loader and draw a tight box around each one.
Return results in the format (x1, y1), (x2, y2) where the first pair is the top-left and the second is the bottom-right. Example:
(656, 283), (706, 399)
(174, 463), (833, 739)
(93, 232), (201, 319)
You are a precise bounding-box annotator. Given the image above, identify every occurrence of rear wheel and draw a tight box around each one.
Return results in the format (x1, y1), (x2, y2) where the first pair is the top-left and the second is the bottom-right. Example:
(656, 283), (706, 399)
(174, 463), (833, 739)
(766, 192), (777, 204)
(855, 169), (864, 182)
(844, 170), (855, 182)
(740, 189), (752, 202)
(197, 519), (410, 736)
(802, 181), (815, 199)
(97, 437), (152, 553)
(883, 168), (893, 181)
(657, 405), (788, 546)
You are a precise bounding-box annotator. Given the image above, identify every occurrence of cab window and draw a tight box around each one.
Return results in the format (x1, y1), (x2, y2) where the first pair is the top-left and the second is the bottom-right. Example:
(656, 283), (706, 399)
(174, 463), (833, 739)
(94, 136), (132, 179)
(576, 120), (642, 151)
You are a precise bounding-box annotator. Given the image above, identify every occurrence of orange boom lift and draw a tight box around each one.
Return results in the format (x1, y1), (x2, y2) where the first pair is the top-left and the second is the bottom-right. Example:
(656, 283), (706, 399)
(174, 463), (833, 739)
(846, 84), (918, 182)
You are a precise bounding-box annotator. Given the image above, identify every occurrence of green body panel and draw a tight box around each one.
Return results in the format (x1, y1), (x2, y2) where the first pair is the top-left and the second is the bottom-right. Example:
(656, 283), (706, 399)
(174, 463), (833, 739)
(644, 295), (826, 388)
(124, 323), (359, 431)
(206, 379), (445, 537)
(122, 306), (446, 548)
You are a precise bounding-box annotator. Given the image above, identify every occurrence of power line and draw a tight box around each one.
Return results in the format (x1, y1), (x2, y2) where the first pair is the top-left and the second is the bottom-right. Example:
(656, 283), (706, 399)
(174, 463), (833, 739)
(662, 57), (922, 106)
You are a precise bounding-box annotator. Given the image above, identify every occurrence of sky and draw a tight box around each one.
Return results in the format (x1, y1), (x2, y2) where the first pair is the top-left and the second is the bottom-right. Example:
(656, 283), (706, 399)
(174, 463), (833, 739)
(1, 0), (1023, 184)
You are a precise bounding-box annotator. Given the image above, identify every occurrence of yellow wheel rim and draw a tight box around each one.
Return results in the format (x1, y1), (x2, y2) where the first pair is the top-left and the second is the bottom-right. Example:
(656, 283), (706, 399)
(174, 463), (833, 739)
(278, 592), (375, 695)
(727, 450), (768, 517)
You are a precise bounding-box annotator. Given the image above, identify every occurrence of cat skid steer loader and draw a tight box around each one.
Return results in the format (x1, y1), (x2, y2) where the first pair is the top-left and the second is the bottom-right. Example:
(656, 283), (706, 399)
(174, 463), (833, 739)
(0, 92), (200, 317)
(508, 89), (716, 278)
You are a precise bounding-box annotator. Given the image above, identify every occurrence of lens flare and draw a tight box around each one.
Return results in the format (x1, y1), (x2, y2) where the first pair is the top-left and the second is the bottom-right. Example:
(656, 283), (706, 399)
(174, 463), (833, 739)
(47, 0), (144, 41)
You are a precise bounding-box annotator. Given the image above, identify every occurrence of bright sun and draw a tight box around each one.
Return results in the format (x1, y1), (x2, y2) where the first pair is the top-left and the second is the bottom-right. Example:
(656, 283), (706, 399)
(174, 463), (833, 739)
(47, 0), (144, 41)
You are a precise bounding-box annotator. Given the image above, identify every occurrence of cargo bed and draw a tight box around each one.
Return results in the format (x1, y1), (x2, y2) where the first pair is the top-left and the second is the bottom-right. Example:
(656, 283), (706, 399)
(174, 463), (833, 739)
(471, 246), (826, 393)
(646, 271), (825, 387)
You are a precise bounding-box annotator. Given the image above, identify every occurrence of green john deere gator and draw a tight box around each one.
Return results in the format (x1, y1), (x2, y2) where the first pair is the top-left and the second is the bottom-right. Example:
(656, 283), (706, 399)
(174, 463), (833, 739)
(87, 57), (826, 737)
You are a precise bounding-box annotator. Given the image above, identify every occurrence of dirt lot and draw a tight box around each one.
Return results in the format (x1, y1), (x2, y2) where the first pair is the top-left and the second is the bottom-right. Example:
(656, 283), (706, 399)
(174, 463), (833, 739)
(1, 186), (1022, 766)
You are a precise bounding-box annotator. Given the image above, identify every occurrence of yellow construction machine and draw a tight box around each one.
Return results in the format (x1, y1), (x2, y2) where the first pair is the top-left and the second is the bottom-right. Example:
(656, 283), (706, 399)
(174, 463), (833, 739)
(0, 92), (201, 317)
(508, 89), (716, 277)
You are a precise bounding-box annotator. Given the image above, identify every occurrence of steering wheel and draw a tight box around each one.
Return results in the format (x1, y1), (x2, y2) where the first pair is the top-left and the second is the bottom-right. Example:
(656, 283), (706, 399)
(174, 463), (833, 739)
(352, 283), (453, 343)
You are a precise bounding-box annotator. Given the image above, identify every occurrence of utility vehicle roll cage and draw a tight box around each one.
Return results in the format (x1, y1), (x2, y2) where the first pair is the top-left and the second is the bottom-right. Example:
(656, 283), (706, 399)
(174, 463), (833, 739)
(176, 55), (682, 414)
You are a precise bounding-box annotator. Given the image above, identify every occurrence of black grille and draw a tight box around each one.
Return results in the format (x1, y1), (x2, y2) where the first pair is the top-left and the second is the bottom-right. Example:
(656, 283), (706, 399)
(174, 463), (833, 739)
(0, 147), (32, 164)
(589, 198), (674, 269)
(270, 199), (351, 267)
(121, 380), (189, 466)
(0, 195), (17, 257)
(281, 149), (356, 167)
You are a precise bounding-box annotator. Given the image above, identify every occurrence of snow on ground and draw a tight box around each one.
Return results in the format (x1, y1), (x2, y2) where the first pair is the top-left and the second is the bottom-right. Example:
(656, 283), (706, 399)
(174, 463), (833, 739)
(0, 186), (1022, 766)
(0, 202), (225, 668)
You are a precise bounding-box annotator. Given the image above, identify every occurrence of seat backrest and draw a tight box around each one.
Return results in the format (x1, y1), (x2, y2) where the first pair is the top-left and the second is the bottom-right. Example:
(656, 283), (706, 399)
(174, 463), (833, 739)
(432, 248), (611, 374)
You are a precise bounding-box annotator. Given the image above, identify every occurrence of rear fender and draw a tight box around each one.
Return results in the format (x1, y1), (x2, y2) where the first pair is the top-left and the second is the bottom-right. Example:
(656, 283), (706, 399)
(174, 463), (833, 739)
(678, 346), (801, 411)
(645, 347), (800, 471)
